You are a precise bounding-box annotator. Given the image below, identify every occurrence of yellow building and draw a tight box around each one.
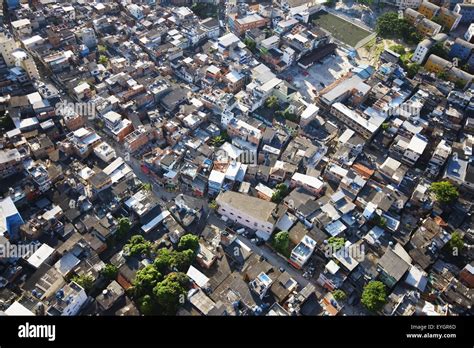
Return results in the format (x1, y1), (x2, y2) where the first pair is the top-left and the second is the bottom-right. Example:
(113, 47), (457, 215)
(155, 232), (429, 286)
(425, 54), (474, 87)
(425, 54), (449, 74)
(418, 1), (440, 18)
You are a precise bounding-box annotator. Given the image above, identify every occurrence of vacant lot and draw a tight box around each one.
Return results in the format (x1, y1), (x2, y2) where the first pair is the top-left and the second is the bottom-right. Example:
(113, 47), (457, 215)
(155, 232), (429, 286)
(312, 11), (372, 47)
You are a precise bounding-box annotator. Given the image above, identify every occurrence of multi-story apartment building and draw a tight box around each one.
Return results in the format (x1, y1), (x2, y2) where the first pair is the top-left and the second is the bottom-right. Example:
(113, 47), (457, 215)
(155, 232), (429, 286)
(46, 282), (88, 316)
(227, 118), (262, 147)
(216, 190), (277, 241)
(63, 127), (102, 158)
(227, 12), (268, 36)
(454, 3), (474, 23)
(418, 1), (440, 18)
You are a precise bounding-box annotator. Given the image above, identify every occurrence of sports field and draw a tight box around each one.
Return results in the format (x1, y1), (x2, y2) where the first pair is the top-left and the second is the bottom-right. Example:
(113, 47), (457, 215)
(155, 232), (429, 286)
(311, 11), (373, 48)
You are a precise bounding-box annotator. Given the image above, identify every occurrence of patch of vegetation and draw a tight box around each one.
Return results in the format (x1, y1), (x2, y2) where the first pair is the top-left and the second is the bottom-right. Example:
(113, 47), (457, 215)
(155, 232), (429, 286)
(209, 200), (218, 210)
(272, 231), (291, 257)
(153, 248), (195, 274)
(101, 264), (118, 280)
(389, 44), (405, 55)
(124, 235), (153, 257)
(98, 55), (108, 65)
(276, 107), (299, 122)
(210, 130), (230, 147)
(376, 12), (422, 45)
(271, 184), (290, 203)
(191, 3), (218, 19)
(371, 214), (387, 228)
(429, 42), (449, 60)
(430, 181), (459, 204)
(178, 234), (200, 254)
(243, 38), (257, 53)
(71, 274), (94, 292)
(333, 289), (347, 301)
(328, 237), (345, 252)
(361, 281), (387, 312)
(448, 231), (464, 253)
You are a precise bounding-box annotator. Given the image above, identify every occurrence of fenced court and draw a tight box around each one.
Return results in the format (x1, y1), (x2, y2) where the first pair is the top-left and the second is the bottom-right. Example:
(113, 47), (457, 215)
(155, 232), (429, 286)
(311, 10), (375, 49)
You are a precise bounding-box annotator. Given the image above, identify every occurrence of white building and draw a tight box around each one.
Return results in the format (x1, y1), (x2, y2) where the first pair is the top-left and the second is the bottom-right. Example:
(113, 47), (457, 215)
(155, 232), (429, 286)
(93, 141), (116, 163)
(412, 39), (432, 65)
(289, 235), (316, 269)
(47, 282), (88, 316)
(216, 191), (277, 240)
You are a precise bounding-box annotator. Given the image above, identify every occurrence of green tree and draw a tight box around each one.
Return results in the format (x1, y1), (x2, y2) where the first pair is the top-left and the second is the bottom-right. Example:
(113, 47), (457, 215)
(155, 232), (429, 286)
(138, 294), (156, 315)
(430, 181), (459, 204)
(124, 235), (153, 257)
(101, 264), (118, 280)
(97, 45), (107, 53)
(71, 274), (94, 292)
(272, 231), (290, 256)
(243, 38), (256, 52)
(448, 231), (464, 253)
(333, 289), (347, 301)
(381, 122), (390, 131)
(371, 214), (387, 228)
(153, 272), (189, 314)
(154, 248), (195, 273)
(117, 217), (131, 239)
(405, 63), (420, 78)
(437, 71), (449, 80)
(178, 234), (199, 253)
(265, 95), (279, 109)
(376, 12), (421, 44)
(133, 264), (162, 297)
(98, 55), (108, 65)
(455, 80), (466, 89)
(141, 182), (153, 192)
(361, 281), (387, 312)
(389, 44), (405, 55)
(271, 184), (289, 203)
(277, 108), (299, 122)
(328, 237), (345, 252)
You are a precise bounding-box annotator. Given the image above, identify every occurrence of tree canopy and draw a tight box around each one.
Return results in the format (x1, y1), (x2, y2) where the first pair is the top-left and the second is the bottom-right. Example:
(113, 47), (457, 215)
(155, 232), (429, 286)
(448, 231), (464, 253)
(271, 184), (290, 203)
(133, 264), (163, 297)
(430, 181), (459, 204)
(178, 234), (200, 254)
(376, 12), (422, 44)
(153, 248), (195, 273)
(71, 274), (94, 292)
(101, 264), (118, 280)
(272, 231), (290, 256)
(124, 235), (153, 257)
(153, 272), (190, 314)
(361, 281), (387, 312)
